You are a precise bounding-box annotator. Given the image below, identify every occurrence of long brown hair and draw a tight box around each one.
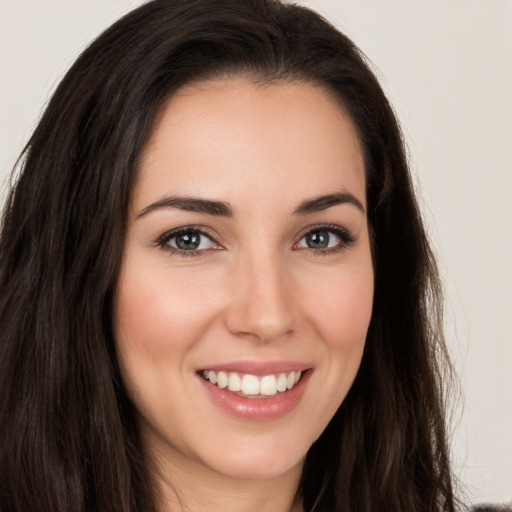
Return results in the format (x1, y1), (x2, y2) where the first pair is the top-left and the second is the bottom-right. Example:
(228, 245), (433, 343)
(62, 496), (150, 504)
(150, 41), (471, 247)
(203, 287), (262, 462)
(0, 1), (459, 510)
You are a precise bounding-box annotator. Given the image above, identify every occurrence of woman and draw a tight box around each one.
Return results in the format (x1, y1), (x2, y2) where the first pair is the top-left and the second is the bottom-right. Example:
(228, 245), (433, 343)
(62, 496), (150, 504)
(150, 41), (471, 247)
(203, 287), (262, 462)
(0, 0), (459, 510)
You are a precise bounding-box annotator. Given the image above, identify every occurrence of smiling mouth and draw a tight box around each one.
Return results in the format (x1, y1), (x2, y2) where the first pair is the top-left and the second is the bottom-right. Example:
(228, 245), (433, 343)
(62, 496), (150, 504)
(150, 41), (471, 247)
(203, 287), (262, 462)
(200, 370), (303, 398)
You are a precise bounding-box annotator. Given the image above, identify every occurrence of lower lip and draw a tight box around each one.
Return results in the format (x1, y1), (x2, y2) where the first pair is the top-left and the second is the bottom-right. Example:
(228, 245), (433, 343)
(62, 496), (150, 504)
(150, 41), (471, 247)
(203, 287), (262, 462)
(199, 371), (311, 421)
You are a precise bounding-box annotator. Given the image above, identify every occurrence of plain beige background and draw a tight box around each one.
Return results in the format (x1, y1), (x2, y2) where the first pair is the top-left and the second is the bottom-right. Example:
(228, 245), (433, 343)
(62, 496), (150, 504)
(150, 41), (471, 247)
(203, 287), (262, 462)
(1, 0), (511, 505)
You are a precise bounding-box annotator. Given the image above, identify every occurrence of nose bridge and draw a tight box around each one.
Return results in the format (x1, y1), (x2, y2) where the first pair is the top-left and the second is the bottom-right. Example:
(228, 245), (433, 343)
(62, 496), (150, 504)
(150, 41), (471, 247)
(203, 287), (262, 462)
(226, 246), (294, 342)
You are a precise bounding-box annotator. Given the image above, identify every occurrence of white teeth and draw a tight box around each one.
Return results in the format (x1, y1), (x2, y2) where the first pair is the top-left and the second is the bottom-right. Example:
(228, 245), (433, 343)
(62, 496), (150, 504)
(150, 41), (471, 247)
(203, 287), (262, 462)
(276, 373), (287, 392)
(241, 374), (260, 395)
(260, 375), (277, 396)
(217, 371), (228, 389)
(202, 370), (302, 396)
(228, 373), (242, 392)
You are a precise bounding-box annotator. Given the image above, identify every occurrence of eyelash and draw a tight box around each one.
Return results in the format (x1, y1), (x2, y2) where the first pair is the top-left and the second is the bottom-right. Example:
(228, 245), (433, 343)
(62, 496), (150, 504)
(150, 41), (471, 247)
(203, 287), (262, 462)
(295, 224), (357, 256)
(155, 223), (357, 258)
(155, 225), (219, 258)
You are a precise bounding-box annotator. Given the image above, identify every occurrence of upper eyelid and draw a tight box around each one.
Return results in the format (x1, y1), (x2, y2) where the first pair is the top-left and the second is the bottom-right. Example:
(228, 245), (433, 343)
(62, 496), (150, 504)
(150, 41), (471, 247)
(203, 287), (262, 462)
(293, 224), (357, 250)
(295, 223), (355, 240)
(155, 225), (220, 247)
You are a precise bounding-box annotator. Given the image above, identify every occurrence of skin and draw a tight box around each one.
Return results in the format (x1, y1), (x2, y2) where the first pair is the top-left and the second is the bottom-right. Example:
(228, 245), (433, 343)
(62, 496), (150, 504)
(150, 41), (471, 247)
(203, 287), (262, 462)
(114, 78), (374, 512)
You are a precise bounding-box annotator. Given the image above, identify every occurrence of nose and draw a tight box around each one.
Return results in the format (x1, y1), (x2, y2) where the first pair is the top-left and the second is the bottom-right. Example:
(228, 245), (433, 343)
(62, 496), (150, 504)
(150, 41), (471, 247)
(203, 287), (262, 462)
(224, 251), (295, 343)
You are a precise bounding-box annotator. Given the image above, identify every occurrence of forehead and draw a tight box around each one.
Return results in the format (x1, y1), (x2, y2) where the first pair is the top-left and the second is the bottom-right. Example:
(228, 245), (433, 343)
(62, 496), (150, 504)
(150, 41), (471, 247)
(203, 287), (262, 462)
(133, 78), (366, 214)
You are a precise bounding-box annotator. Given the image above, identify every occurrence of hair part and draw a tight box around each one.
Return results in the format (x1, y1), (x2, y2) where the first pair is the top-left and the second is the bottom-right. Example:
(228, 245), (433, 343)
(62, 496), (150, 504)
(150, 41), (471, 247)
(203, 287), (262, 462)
(1, 1), (459, 510)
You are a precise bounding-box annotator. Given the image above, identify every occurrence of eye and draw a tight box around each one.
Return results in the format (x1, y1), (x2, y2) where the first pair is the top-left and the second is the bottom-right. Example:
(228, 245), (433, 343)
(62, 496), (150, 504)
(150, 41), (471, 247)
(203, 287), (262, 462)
(157, 227), (219, 254)
(295, 226), (356, 252)
(297, 229), (340, 250)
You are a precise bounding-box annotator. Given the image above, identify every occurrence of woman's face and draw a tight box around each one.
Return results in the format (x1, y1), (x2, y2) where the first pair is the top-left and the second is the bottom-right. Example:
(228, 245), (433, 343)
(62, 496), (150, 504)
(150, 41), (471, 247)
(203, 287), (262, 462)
(114, 78), (374, 483)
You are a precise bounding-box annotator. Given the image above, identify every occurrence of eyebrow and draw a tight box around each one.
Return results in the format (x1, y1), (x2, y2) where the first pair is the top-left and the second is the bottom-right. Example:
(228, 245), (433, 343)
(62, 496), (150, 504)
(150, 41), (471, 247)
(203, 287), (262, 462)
(136, 191), (365, 219)
(293, 192), (365, 215)
(136, 196), (233, 218)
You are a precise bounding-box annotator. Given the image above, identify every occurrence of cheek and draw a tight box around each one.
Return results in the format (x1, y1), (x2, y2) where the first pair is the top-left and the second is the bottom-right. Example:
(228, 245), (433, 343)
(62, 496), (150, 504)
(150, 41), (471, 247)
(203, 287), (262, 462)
(303, 265), (374, 349)
(114, 263), (221, 356)
(112, 262), (225, 428)
(295, 262), (373, 438)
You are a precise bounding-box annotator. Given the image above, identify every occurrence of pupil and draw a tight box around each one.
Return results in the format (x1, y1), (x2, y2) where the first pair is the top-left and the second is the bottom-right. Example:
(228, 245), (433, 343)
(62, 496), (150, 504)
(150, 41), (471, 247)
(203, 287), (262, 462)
(176, 233), (200, 250)
(307, 231), (329, 249)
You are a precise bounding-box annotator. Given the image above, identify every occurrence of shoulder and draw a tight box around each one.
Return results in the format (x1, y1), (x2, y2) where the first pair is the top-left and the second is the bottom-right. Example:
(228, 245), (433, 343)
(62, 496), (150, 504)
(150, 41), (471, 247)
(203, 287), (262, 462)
(471, 505), (512, 512)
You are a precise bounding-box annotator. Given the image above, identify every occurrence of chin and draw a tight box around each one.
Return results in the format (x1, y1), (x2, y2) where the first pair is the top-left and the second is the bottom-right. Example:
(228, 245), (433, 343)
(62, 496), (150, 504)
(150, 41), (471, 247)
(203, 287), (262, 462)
(206, 451), (304, 481)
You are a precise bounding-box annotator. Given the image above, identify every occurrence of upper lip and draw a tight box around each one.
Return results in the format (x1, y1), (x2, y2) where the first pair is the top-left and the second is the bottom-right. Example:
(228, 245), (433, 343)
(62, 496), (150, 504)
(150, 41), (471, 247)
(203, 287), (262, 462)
(198, 360), (312, 376)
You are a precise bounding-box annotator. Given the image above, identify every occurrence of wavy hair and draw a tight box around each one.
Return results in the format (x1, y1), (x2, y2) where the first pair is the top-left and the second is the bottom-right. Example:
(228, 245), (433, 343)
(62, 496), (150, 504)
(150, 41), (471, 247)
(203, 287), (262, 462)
(0, 0), (458, 510)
